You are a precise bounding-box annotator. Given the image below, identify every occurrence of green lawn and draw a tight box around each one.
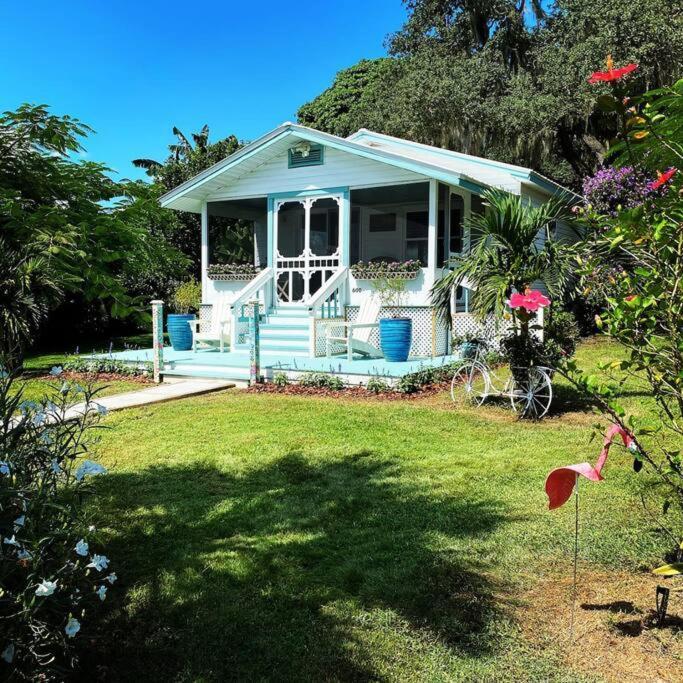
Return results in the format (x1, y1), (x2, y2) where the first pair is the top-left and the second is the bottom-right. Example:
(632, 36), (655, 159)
(83, 338), (675, 681)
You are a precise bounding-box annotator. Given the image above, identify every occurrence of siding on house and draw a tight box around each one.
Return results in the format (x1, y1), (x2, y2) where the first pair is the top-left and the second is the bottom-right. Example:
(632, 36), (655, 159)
(206, 146), (427, 200)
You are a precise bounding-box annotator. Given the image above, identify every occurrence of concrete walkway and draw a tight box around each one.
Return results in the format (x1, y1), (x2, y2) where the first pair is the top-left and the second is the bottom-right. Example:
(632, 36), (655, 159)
(63, 378), (235, 420)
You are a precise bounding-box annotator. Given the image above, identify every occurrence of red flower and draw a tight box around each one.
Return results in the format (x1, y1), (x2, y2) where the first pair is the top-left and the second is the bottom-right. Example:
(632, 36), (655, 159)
(649, 168), (677, 191)
(624, 294), (637, 302)
(588, 55), (638, 84)
(508, 289), (551, 312)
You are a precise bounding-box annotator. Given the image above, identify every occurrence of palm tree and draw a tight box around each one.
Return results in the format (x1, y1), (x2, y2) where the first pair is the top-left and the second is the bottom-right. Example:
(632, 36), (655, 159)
(431, 189), (577, 328)
(133, 125), (211, 176)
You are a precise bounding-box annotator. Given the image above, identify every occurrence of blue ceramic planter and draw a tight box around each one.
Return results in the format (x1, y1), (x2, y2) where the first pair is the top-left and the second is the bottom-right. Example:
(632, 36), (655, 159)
(379, 317), (412, 362)
(167, 313), (195, 351)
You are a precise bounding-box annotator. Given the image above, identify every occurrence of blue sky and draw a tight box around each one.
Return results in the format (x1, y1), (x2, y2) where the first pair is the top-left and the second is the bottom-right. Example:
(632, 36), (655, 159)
(0, 0), (406, 180)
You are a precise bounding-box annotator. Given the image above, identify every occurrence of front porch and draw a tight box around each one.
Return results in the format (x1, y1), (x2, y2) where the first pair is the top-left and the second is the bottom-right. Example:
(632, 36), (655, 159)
(96, 346), (463, 385)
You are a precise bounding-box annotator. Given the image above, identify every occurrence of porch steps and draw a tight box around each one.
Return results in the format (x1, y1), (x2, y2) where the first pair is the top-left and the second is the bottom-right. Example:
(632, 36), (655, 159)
(255, 305), (312, 357)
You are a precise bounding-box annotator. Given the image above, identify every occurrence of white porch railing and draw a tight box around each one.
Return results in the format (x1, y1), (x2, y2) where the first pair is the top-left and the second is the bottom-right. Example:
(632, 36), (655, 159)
(229, 267), (274, 351)
(306, 266), (348, 356)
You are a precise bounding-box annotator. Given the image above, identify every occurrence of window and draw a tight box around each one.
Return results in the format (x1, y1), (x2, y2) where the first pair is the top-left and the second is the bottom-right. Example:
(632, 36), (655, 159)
(369, 212), (397, 232)
(288, 143), (324, 168)
(450, 193), (464, 254)
(405, 210), (428, 264)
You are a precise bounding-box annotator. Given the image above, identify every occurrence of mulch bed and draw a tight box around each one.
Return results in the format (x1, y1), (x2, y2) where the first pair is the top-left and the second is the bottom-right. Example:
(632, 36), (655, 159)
(518, 565), (683, 682)
(246, 381), (452, 401)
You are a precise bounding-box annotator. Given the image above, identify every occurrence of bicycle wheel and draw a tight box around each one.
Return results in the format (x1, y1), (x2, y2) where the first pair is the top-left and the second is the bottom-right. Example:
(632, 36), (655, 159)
(451, 363), (491, 407)
(509, 367), (553, 419)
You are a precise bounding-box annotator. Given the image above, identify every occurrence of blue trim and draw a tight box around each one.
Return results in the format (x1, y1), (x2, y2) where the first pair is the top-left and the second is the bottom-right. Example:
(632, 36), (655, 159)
(266, 196), (275, 268)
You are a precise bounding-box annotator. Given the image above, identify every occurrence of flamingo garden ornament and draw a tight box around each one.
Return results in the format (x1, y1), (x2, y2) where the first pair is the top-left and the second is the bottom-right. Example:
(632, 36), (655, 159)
(545, 424), (638, 510)
(545, 423), (638, 637)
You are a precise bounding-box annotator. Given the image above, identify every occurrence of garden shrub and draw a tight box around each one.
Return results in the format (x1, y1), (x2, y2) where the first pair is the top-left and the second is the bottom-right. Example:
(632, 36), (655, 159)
(62, 356), (152, 377)
(298, 373), (345, 390)
(365, 377), (390, 394)
(0, 367), (116, 678)
(396, 361), (463, 394)
(272, 372), (289, 388)
(172, 278), (201, 314)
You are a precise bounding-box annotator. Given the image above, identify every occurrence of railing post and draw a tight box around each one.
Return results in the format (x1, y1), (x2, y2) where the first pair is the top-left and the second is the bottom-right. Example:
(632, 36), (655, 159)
(151, 299), (164, 383)
(248, 299), (261, 384)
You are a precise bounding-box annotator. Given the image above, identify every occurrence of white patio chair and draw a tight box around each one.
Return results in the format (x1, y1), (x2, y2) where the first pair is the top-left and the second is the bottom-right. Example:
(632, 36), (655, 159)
(188, 292), (231, 353)
(321, 292), (382, 361)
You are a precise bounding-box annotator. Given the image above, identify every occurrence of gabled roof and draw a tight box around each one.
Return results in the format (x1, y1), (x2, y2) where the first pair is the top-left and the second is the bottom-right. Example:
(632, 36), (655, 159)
(160, 123), (576, 213)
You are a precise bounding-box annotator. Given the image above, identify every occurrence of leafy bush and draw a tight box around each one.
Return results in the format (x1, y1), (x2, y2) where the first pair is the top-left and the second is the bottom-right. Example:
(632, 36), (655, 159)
(298, 373), (345, 390)
(543, 309), (580, 367)
(0, 367), (116, 678)
(62, 356), (152, 377)
(582, 165), (655, 217)
(172, 278), (201, 314)
(396, 361), (463, 394)
(272, 372), (289, 388)
(365, 377), (391, 394)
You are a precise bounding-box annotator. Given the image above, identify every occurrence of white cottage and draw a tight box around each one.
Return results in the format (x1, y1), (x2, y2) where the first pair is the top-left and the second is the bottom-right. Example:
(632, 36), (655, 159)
(152, 123), (573, 382)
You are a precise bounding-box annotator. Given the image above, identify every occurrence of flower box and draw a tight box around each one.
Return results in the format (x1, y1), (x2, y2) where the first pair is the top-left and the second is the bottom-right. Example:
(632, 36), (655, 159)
(207, 272), (259, 281)
(351, 260), (422, 281)
(207, 264), (260, 281)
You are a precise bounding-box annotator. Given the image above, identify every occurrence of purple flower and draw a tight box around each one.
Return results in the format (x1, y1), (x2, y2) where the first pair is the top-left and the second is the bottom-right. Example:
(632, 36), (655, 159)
(582, 166), (653, 217)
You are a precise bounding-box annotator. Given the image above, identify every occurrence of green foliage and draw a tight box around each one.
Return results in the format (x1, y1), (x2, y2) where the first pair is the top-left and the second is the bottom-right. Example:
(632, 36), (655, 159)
(298, 0), (683, 188)
(133, 125), (249, 269)
(272, 372), (289, 388)
(62, 356), (153, 378)
(396, 361), (463, 394)
(0, 369), (116, 678)
(0, 104), (185, 361)
(565, 78), (683, 563)
(431, 189), (576, 326)
(365, 376), (391, 394)
(372, 276), (409, 309)
(172, 278), (201, 314)
(298, 373), (345, 390)
(543, 308), (581, 366)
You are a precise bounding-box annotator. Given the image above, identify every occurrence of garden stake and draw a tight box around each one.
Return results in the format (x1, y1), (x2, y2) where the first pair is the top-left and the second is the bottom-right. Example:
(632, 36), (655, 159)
(545, 425), (637, 639)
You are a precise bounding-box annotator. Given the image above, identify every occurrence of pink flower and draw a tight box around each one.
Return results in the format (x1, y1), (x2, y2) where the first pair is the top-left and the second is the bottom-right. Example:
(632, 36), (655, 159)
(649, 168), (677, 191)
(508, 289), (551, 312)
(588, 56), (638, 84)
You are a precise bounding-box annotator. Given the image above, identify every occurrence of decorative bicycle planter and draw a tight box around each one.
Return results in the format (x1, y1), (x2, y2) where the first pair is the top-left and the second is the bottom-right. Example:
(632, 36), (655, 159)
(450, 343), (553, 418)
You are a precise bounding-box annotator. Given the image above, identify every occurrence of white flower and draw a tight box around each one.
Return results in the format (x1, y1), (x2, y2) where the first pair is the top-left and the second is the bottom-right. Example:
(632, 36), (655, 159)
(4, 535), (19, 547)
(0, 462), (9, 476)
(50, 366), (63, 376)
(51, 459), (61, 474)
(106, 572), (117, 584)
(32, 412), (46, 427)
(17, 548), (32, 560)
(75, 460), (107, 481)
(75, 539), (89, 557)
(87, 554), (110, 572)
(96, 585), (107, 601)
(1, 643), (14, 663)
(95, 403), (108, 416)
(13, 515), (25, 530)
(64, 617), (80, 638)
(35, 579), (57, 597)
(88, 524), (96, 532)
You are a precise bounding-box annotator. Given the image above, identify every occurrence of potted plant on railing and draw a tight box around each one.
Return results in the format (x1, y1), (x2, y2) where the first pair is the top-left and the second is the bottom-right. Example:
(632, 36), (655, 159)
(373, 276), (412, 362)
(351, 259), (421, 280)
(207, 263), (260, 280)
(167, 278), (201, 351)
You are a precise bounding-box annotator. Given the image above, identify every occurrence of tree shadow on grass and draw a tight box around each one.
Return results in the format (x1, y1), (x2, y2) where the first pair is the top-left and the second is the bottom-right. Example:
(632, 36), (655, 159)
(83, 451), (510, 682)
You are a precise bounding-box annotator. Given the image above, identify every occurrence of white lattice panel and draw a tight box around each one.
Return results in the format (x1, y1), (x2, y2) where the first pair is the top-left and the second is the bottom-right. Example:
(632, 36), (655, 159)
(344, 306), (446, 358)
(452, 314), (507, 350)
(313, 317), (346, 357)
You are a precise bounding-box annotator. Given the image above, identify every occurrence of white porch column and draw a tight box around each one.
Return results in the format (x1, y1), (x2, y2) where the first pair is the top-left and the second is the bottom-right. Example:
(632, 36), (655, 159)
(200, 201), (209, 301)
(427, 179), (438, 285)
